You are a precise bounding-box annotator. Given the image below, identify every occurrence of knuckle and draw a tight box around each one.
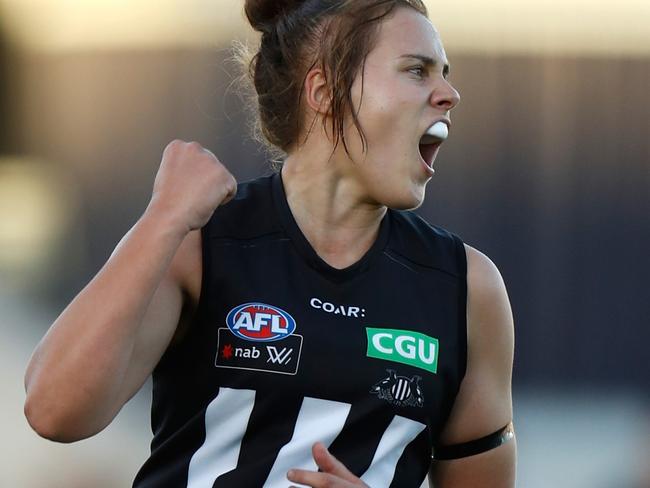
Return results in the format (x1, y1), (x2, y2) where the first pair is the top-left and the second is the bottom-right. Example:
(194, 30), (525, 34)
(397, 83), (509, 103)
(224, 179), (236, 195)
(218, 162), (230, 176)
(213, 163), (226, 178)
(165, 139), (183, 151)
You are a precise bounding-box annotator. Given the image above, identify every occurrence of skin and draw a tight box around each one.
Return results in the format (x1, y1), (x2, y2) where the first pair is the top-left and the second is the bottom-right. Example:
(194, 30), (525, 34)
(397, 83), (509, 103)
(24, 5), (515, 487)
(283, 7), (517, 488)
(281, 6), (459, 269)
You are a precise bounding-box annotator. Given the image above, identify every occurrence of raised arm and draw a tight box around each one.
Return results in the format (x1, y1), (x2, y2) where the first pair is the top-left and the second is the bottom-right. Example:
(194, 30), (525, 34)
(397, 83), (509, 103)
(23, 140), (237, 443)
(429, 244), (517, 487)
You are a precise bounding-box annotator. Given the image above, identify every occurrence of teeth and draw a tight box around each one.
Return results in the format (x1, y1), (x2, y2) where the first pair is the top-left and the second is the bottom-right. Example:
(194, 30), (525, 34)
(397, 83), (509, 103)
(420, 121), (448, 144)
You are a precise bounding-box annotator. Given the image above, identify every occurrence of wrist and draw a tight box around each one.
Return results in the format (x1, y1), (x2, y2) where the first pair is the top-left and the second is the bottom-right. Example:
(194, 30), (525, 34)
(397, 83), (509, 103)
(142, 200), (190, 241)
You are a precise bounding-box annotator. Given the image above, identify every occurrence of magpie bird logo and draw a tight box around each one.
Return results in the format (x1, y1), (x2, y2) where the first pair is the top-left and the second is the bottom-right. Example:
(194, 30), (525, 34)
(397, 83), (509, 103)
(370, 369), (424, 408)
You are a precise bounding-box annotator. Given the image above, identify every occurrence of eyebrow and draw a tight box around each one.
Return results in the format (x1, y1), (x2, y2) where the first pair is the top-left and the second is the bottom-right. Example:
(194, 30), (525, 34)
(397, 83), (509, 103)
(399, 54), (450, 77)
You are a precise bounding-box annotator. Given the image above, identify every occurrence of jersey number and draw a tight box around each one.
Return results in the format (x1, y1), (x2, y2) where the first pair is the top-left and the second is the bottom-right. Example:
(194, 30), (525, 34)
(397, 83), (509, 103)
(186, 387), (426, 487)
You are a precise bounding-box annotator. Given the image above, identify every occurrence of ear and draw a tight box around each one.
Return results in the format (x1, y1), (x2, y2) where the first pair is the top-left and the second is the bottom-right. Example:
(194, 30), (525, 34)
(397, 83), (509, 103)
(304, 67), (332, 116)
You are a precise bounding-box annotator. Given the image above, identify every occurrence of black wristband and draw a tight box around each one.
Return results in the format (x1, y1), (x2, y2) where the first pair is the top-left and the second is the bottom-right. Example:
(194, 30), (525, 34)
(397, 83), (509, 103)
(433, 422), (515, 460)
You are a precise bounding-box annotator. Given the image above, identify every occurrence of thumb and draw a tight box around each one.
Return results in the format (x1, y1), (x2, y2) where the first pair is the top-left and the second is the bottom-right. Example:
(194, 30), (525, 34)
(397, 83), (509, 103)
(312, 442), (361, 483)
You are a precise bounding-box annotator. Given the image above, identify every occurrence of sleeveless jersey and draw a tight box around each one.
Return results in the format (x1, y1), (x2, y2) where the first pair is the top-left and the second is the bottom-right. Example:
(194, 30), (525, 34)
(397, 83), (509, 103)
(133, 171), (468, 488)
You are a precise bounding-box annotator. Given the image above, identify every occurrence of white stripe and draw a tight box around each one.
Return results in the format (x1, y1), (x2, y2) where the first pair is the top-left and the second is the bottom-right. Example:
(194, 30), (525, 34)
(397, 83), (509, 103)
(396, 380), (402, 399)
(360, 415), (427, 487)
(187, 387), (256, 488)
(263, 397), (351, 487)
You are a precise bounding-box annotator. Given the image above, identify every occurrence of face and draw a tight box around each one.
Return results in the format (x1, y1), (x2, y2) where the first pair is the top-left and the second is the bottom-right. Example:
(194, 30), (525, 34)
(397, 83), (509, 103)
(335, 7), (460, 210)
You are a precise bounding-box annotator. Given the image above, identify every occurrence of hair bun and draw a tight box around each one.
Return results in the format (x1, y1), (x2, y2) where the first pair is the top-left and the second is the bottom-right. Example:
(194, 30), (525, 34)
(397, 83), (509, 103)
(244, 0), (306, 32)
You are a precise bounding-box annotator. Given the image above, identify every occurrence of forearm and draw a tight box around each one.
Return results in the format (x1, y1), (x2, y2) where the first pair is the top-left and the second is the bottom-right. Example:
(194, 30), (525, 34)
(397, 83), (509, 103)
(24, 207), (186, 440)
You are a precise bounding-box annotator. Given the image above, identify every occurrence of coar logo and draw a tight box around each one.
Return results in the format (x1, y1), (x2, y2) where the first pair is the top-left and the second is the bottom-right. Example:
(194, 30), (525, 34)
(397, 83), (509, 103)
(226, 303), (296, 342)
(366, 328), (439, 373)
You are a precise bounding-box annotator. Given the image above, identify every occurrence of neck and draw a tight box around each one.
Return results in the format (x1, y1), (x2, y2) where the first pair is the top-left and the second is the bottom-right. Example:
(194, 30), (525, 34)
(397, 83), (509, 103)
(281, 146), (386, 270)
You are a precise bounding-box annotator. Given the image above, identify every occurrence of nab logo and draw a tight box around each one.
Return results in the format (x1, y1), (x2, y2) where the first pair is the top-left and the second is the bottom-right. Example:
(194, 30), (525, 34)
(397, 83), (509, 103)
(215, 328), (303, 375)
(226, 302), (296, 342)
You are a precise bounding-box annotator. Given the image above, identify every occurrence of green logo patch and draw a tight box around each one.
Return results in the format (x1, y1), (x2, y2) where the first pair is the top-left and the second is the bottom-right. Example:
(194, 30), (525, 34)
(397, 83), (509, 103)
(366, 327), (439, 373)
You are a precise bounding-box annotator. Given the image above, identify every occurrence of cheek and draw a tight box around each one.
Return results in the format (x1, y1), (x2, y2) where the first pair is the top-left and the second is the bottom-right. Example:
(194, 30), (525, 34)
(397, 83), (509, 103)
(345, 78), (417, 167)
(350, 78), (401, 137)
(354, 105), (413, 164)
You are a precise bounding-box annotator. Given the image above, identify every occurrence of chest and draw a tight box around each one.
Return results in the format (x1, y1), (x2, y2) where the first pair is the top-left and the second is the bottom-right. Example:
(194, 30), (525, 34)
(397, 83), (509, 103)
(187, 240), (463, 426)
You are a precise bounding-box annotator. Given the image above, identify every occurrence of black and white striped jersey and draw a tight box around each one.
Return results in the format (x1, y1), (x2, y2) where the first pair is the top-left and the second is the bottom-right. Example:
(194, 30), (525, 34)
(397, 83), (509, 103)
(133, 171), (468, 488)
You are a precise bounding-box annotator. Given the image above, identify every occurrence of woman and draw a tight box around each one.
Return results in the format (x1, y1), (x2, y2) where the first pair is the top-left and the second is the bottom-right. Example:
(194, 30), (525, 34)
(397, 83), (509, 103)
(24, 1), (516, 486)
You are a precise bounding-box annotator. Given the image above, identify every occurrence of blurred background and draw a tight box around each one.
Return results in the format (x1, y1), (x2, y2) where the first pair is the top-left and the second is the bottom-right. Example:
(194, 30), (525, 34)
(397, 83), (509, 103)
(1, 0), (648, 486)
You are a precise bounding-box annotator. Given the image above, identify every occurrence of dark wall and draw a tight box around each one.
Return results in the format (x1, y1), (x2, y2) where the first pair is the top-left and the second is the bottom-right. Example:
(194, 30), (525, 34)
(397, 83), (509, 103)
(7, 48), (649, 391)
(421, 55), (650, 390)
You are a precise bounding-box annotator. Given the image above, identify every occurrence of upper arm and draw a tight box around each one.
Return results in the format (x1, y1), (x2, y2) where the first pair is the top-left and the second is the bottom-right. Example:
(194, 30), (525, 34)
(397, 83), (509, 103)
(115, 228), (202, 407)
(429, 243), (517, 487)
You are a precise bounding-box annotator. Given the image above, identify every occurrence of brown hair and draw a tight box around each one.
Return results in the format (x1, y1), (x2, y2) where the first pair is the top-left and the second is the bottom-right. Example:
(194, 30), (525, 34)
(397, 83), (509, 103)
(232, 0), (428, 163)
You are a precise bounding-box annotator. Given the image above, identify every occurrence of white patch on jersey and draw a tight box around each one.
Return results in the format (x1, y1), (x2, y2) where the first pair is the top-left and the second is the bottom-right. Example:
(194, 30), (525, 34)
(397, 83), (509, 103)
(263, 397), (351, 487)
(186, 387), (256, 488)
(309, 297), (366, 318)
(360, 415), (427, 486)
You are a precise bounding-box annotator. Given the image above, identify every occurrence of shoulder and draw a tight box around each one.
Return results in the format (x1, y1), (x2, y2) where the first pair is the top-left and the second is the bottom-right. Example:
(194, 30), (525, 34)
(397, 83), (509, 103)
(168, 174), (278, 308)
(386, 209), (465, 278)
(463, 244), (514, 354)
(432, 243), (516, 484)
(437, 242), (515, 445)
(203, 173), (281, 240)
(464, 244), (510, 308)
(389, 209), (460, 244)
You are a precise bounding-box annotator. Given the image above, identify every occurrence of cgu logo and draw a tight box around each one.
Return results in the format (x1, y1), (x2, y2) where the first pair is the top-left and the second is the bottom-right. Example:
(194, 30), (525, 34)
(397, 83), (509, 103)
(226, 303), (296, 342)
(366, 328), (439, 374)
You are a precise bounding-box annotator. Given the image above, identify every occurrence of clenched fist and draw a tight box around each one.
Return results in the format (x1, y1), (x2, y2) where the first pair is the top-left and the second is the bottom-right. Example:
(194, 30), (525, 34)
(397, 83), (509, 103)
(145, 140), (237, 235)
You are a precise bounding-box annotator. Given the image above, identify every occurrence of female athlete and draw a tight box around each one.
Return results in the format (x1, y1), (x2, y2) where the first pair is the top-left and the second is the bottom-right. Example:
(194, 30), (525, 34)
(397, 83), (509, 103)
(24, 1), (516, 486)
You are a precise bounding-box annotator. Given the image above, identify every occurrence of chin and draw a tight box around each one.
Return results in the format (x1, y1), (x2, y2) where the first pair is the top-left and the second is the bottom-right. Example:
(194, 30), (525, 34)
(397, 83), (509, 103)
(382, 186), (426, 211)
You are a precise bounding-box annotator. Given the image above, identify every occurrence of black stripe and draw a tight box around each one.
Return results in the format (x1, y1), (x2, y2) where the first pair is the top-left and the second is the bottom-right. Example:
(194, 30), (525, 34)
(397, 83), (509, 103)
(325, 403), (395, 477)
(133, 399), (219, 487)
(389, 429), (430, 488)
(392, 378), (404, 401)
(213, 393), (304, 487)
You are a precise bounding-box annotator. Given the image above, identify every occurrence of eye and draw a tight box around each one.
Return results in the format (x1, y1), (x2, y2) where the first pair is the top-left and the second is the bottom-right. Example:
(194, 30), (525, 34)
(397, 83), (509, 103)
(408, 65), (427, 78)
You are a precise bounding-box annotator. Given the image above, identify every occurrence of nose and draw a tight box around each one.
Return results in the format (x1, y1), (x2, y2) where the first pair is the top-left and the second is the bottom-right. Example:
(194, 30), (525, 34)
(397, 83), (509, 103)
(429, 79), (461, 111)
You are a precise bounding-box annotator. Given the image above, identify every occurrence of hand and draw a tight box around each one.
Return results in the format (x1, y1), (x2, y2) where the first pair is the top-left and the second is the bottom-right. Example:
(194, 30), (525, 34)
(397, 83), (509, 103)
(146, 140), (238, 234)
(287, 442), (369, 488)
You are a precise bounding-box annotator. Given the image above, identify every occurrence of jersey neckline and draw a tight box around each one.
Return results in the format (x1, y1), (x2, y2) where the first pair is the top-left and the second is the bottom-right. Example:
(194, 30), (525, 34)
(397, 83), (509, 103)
(271, 170), (391, 283)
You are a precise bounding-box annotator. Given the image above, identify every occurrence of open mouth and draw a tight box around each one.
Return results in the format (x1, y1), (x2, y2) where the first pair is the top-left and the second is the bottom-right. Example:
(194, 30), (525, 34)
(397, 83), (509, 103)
(418, 123), (447, 169)
(418, 141), (441, 168)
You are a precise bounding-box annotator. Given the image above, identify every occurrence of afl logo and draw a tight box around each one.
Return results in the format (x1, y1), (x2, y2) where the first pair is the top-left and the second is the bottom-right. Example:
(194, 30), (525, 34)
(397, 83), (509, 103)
(226, 303), (296, 342)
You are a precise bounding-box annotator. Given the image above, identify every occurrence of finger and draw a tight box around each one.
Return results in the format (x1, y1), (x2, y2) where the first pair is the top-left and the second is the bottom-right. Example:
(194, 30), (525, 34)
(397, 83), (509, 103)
(287, 468), (340, 487)
(220, 185), (237, 206)
(312, 442), (361, 483)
